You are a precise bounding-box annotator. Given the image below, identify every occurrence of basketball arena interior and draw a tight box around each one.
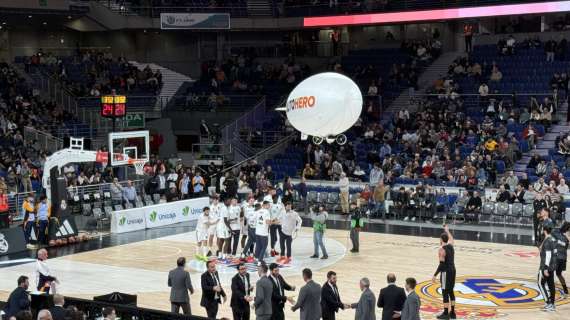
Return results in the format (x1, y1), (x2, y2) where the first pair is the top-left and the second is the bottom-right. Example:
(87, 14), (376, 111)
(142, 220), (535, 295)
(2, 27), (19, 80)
(2, 1), (570, 320)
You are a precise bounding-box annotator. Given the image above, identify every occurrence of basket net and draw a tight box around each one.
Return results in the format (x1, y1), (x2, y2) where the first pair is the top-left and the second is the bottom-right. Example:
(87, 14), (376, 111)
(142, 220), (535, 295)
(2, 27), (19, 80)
(128, 159), (147, 176)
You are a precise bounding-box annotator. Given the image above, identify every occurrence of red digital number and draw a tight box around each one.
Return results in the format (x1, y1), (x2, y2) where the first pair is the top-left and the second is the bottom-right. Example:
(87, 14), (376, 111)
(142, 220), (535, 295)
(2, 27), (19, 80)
(101, 104), (114, 117)
(114, 104), (126, 117)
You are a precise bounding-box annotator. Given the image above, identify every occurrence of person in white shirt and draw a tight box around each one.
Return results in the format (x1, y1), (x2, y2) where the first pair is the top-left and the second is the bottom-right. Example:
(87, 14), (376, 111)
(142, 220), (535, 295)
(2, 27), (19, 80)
(196, 207), (212, 260)
(227, 198), (242, 256)
(216, 199), (231, 259)
(278, 202), (302, 264)
(241, 198), (257, 259)
(558, 178), (570, 194)
(254, 201), (273, 264)
(208, 196), (221, 255)
(269, 195), (285, 257)
(339, 173), (350, 214)
(36, 249), (58, 294)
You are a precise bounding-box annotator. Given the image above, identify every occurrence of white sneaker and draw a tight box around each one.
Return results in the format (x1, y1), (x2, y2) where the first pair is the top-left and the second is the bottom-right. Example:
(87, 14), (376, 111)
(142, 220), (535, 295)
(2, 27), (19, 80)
(411, 217), (416, 222)
(546, 304), (556, 312)
(404, 217), (409, 221)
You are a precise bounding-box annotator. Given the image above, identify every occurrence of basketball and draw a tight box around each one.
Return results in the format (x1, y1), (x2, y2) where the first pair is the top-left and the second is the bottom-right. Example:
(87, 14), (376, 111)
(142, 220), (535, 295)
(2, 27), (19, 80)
(55, 239), (63, 246)
(68, 236), (75, 244)
(61, 238), (68, 245)
(49, 240), (56, 247)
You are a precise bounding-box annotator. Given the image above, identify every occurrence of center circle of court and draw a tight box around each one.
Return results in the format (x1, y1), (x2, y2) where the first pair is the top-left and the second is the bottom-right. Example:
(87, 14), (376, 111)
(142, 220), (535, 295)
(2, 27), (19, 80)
(416, 276), (570, 310)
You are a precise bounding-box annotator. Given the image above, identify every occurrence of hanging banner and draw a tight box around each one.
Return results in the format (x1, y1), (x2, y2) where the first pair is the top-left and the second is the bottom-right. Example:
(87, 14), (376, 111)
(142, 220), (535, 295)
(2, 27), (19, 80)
(160, 13), (230, 30)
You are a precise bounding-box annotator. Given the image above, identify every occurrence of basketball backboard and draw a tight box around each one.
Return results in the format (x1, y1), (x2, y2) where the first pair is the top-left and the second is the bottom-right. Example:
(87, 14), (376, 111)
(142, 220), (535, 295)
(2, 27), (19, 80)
(108, 130), (150, 166)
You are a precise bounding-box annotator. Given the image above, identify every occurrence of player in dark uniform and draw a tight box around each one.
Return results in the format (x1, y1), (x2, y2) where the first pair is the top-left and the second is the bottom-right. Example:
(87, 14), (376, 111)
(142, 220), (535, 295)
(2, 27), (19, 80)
(432, 224), (456, 319)
(554, 222), (570, 297)
(537, 208), (554, 246)
(538, 225), (558, 312)
(533, 195), (548, 246)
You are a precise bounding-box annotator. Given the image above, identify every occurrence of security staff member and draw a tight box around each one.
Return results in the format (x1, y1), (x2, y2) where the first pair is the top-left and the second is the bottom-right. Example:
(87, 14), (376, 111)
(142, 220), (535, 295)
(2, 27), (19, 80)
(36, 196), (51, 245)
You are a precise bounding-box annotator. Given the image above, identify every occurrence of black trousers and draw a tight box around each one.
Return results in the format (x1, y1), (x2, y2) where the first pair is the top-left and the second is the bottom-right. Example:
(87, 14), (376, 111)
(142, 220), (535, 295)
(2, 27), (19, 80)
(538, 269), (556, 305)
(270, 225), (281, 250)
(230, 230), (240, 255)
(205, 303), (219, 319)
(232, 306), (250, 320)
(171, 302), (191, 315)
(279, 230), (292, 257)
(322, 311), (336, 320)
(271, 307), (285, 320)
(0, 212), (9, 229)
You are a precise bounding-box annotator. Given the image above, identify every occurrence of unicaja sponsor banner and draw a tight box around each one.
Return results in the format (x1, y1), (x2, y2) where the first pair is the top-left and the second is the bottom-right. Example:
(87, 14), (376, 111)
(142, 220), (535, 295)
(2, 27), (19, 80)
(160, 13), (230, 30)
(145, 197), (209, 228)
(111, 208), (146, 234)
(111, 197), (209, 233)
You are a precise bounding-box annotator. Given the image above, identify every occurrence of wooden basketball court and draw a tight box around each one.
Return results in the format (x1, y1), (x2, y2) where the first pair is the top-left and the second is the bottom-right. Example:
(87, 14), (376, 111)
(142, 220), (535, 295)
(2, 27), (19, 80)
(1, 227), (568, 320)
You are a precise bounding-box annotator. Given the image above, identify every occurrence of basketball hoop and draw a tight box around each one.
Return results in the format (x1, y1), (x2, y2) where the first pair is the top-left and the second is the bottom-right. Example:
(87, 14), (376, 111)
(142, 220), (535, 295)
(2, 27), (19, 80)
(128, 158), (147, 176)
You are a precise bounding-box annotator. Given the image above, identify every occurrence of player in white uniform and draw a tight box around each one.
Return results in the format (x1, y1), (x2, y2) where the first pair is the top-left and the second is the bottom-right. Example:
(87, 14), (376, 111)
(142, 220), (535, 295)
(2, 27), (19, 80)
(241, 198), (257, 259)
(216, 199), (231, 259)
(239, 197), (253, 251)
(195, 207), (211, 261)
(269, 195), (285, 257)
(207, 196), (221, 256)
(227, 198), (242, 256)
(254, 201), (272, 264)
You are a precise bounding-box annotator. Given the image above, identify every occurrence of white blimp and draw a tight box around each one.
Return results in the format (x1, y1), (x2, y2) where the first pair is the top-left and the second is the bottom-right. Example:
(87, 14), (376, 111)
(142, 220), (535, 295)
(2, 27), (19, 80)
(283, 72), (363, 145)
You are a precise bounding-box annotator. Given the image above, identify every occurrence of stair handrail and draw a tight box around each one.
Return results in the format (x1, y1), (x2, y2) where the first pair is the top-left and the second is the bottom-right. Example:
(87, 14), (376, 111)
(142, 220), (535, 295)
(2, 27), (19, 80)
(211, 132), (296, 180)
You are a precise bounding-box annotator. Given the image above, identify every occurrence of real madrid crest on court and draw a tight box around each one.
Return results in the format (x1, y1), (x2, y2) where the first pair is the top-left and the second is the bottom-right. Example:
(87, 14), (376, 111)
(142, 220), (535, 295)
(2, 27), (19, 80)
(416, 276), (570, 310)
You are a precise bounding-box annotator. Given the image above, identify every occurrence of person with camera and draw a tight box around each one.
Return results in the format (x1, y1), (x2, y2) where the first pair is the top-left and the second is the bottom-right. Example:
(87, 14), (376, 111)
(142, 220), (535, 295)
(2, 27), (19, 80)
(349, 202), (365, 253)
(310, 205), (328, 259)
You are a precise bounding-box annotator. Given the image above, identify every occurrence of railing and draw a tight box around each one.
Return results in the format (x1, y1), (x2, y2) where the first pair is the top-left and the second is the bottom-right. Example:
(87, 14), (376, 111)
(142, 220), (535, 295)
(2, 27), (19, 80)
(8, 191), (36, 222)
(97, 1), (248, 17)
(221, 97), (267, 156)
(167, 94), (264, 112)
(191, 143), (226, 165)
(411, 92), (560, 110)
(23, 126), (64, 154)
(213, 132), (297, 180)
(10, 179), (145, 222)
(224, 41), (352, 58)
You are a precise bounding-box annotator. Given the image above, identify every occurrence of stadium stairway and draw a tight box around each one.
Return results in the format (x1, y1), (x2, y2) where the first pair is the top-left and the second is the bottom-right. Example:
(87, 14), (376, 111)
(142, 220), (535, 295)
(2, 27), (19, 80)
(128, 61), (194, 112)
(247, 0), (272, 16)
(514, 115), (570, 177)
(385, 51), (461, 116)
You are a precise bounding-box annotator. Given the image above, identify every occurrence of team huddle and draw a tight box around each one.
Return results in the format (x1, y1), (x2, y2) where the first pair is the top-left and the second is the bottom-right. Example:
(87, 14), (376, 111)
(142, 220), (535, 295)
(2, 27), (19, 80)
(194, 190), (302, 265)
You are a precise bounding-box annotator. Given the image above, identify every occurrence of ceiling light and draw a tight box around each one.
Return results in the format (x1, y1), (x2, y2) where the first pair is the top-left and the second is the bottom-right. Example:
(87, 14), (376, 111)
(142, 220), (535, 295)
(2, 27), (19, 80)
(42, 22), (47, 25)
(28, 15), (32, 18)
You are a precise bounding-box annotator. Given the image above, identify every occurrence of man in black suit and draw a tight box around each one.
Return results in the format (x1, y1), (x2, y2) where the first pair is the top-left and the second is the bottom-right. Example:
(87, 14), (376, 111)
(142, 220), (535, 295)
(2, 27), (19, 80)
(201, 260), (227, 319)
(231, 263), (253, 320)
(269, 263), (295, 320)
(377, 273), (407, 320)
(321, 271), (346, 320)
(49, 294), (66, 320)
(2, 276), (30, 320)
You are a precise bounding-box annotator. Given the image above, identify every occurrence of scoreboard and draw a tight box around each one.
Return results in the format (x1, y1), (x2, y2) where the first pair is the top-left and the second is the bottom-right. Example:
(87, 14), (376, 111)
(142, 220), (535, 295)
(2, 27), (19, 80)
(101, 95), (127, 118)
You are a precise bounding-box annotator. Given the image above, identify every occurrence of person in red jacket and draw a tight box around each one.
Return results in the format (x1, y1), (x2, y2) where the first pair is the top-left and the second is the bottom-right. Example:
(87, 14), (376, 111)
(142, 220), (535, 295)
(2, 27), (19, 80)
(0, 188), (8, 229)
